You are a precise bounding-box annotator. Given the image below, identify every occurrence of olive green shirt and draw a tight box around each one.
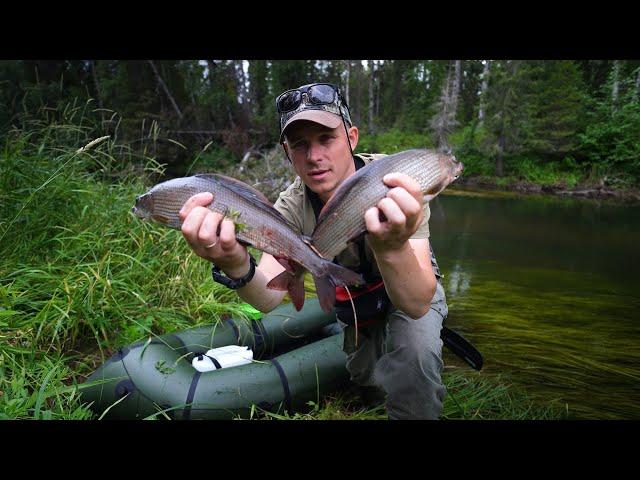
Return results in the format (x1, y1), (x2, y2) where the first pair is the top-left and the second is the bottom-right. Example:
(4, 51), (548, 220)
(273, 153), (431, 277)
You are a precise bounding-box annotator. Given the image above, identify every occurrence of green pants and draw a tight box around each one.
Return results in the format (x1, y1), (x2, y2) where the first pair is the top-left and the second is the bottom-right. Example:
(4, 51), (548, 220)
(339, 281), (447, 420)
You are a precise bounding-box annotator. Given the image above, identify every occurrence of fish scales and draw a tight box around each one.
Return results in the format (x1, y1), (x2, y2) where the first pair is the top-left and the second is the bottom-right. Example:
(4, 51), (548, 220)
(312, 149), (461, 260)
(133, 174), (365, 313)
(146, 175), (319, 267)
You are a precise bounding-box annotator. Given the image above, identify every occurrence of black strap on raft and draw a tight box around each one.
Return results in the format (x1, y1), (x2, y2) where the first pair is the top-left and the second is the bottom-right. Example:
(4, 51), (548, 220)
(225, 318), (241, 344)
(251, 319), (267, 358)
(103, 346), (130, 366)
(269, 358), (292, 413)
(183, 371), (202, 420)
(205, 355), (223, 370)
(114, 379), (136, 399)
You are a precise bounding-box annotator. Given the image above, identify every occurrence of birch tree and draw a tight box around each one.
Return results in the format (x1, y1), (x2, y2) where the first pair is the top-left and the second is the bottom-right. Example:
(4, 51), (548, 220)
(478, 60), (491, 123)
(612, 60), (620, 110)
(368, 59), (375, 133)
(352, 60), (363, 126)
(235, 60), (249, 107)
(344, 60), (351, 108)
(430, 60), (462, 151)
(451, 60), (462, 122)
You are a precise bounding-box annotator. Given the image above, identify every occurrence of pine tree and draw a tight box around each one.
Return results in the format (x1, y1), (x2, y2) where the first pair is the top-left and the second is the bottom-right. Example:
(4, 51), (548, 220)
(482, 60), (533, 175)
(525, 61), (585, 159)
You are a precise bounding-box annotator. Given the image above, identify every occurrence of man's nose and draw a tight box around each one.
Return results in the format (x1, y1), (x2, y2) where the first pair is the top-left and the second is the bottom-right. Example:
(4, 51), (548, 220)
(306, 141), (322, 161)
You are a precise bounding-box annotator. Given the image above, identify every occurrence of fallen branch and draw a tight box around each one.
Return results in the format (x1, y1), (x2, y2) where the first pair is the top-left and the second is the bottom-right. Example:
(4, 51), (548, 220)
(556, 188), (617, 197)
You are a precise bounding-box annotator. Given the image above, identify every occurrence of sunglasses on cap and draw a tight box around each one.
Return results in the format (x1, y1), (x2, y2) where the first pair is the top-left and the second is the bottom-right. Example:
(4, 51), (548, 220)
(276, 83), (350, 114)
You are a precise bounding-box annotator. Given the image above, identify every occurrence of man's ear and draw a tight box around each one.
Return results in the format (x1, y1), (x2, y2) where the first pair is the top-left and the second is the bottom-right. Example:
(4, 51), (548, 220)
(348, 126), (359, 151)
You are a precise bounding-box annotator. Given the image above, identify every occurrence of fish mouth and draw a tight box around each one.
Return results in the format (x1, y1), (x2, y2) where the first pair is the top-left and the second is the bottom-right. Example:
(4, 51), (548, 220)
(132, 193), (153, 220)
(131, 205), (148, 220)
(448, 156), (464, 180)
(453, 161), (464, 179)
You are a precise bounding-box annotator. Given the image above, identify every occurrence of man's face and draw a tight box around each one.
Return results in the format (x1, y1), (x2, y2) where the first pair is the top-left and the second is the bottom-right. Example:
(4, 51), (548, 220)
(284, 120), (359, 202)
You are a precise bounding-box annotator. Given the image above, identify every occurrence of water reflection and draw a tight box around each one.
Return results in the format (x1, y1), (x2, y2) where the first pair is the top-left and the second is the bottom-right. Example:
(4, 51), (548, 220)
(447, 262), (472, 296)
(429, 192), (640, 419)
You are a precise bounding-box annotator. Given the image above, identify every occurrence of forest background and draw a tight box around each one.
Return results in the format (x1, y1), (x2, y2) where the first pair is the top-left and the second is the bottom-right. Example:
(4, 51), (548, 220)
(2, 59), (639, 198)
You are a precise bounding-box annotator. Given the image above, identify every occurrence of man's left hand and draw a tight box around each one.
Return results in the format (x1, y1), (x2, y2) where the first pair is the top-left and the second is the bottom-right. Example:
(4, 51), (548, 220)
(364, 172), (424, 254)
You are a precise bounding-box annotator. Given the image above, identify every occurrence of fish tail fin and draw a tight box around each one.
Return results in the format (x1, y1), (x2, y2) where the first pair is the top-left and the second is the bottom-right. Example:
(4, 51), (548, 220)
(322, 261), (364, 288)
(313, 275), (336, 313)
(312, 262), (364, 313)
(266, 264), (306, 311)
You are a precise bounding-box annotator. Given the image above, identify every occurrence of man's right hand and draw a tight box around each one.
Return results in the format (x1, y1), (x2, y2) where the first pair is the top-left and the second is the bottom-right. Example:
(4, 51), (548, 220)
(179, 192), (249, 277)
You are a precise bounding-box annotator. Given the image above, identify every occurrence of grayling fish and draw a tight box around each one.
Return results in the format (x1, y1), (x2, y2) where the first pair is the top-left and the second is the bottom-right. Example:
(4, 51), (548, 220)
(311, 149), (463, 260)
(132, 174), (363, 312)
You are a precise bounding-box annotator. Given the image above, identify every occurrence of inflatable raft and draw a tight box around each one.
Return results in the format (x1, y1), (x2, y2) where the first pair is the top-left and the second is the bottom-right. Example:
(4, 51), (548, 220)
(82, 298), (483, 420)
(82, 299), (350, 419)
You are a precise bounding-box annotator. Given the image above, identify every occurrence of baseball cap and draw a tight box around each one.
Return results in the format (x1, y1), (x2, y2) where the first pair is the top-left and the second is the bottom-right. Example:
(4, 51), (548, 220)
(277, 83), (352, 143)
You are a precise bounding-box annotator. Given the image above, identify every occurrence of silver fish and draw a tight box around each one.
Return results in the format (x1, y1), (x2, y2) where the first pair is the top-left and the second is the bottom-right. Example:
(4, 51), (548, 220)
(132, 173), (363, 312)
(311, 149), (463, 260)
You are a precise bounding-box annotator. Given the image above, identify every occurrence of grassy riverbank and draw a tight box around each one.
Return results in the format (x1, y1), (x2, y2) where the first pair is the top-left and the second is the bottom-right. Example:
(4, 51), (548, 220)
(0, 121), (567, 420)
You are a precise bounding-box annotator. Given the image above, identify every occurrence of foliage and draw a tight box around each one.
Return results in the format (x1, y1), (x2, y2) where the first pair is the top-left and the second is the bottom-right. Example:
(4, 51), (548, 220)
(577, 72), (640, 181)
(525, 61), (586, 159)
(356, 127), (433, 154)
(1, 59), (639, 186)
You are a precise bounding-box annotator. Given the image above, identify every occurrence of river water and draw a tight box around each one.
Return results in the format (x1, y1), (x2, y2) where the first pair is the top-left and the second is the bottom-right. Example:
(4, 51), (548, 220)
(429, 190), (640, 419)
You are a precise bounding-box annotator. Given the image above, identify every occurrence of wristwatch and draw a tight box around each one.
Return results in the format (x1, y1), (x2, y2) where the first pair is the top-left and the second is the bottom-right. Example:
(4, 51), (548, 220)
(211, 254), (256, 290)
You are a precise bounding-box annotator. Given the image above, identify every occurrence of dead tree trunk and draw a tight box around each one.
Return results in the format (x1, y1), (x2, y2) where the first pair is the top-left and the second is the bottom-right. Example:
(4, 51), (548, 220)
(89, 60), (105, 123)
(344, 60), (351, 108)
(451, 60), (462, 124)
(368, 60), (375, 134)
(478, 60), (491, 123)
(147, 60), (183, 121)
(352, 61), (363, 125)
(430, 61), (455, 152)
(236, 60), (249, 107)
(375, 61), (381, 119)
(611, 60), (620, 110)
(233, 60), (251, 129)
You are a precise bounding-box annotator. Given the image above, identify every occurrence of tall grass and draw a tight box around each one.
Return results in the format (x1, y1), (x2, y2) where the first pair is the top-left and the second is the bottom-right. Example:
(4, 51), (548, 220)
(0, 103), (254, 419)
(0, 102), (563, 419)
(239, 369), (563, 420)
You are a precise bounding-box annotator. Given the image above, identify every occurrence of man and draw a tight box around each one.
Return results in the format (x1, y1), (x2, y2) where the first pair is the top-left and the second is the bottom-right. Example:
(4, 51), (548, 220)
(179, 82), (448, 419)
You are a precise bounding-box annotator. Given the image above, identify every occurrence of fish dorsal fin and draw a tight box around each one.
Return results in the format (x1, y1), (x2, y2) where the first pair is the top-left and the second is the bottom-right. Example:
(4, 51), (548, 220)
(194, 173), (296, 228)
(315, 167), (366, 225)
